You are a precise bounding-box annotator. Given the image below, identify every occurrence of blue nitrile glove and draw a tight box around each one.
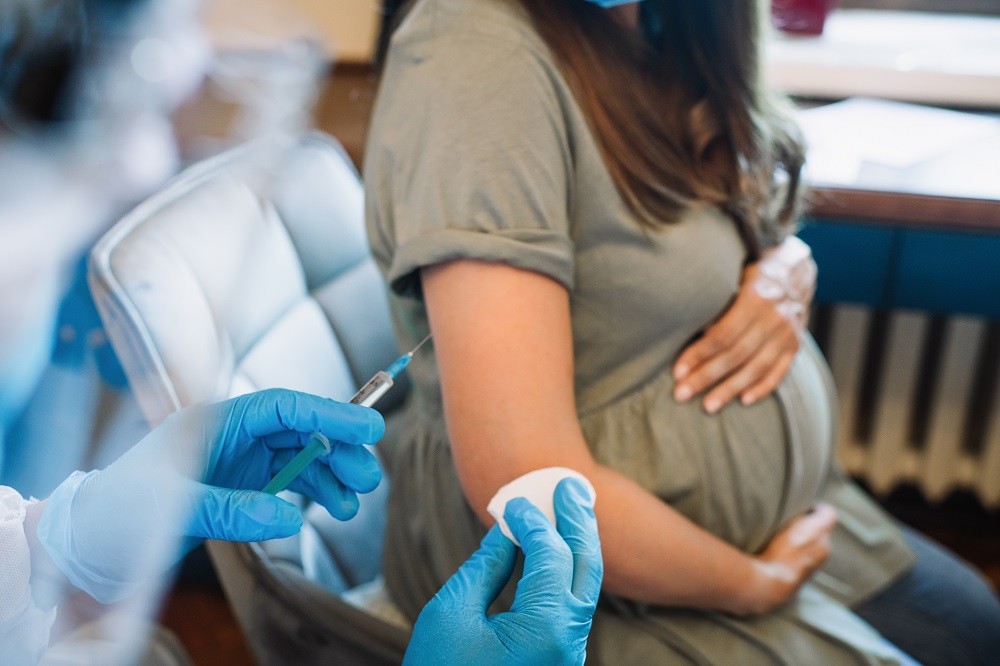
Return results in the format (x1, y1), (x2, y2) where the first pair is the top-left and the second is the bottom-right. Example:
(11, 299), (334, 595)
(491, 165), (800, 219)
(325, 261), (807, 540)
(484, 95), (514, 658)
(404, 478), (603, 666)
(35, 388), (383, 603)
(583, 0), (644, 7)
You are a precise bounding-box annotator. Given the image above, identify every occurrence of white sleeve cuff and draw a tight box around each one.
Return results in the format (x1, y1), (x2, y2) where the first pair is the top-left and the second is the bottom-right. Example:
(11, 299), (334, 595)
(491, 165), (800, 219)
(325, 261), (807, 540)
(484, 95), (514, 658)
(0, 486), (55, 663)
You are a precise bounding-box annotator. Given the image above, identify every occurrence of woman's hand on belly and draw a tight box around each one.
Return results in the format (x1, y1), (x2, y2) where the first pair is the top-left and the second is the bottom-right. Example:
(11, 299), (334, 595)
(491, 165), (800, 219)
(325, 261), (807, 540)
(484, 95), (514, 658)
(734, 504), (838, 616)
(673, 236), (817, 414)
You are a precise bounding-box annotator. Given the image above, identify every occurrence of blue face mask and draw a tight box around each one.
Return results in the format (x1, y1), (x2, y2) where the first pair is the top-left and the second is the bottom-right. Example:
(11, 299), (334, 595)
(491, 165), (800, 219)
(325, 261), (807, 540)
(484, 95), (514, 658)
(584, 0), (644, 7)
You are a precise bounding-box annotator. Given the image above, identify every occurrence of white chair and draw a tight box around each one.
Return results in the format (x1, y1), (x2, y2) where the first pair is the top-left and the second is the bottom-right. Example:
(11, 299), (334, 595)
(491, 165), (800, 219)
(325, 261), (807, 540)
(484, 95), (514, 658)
(88, 132), (412, 663)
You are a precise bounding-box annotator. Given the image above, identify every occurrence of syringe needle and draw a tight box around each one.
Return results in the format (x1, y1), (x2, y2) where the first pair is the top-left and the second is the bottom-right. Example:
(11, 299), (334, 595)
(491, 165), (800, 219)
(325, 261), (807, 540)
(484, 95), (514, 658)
(385, 334), (433, 379)
(410, 334), (432, 355)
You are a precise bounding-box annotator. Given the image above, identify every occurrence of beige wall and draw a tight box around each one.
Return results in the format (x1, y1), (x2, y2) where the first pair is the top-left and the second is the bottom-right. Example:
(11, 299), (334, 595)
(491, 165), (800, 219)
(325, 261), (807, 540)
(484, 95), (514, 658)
(202, 0), (381, 63)
(284, 0), (381, 62)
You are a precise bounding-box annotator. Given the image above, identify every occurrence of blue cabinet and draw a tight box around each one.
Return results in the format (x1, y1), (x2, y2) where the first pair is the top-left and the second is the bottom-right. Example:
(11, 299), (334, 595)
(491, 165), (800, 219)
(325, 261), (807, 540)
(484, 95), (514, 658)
(799, 219), (1000, 318)
(798, 221), (896, 308)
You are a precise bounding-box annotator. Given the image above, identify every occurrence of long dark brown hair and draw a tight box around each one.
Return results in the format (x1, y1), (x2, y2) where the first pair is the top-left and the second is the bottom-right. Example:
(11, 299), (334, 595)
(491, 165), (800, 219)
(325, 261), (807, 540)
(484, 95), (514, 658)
(379, 0), (805, 257)
(519, 0), (804, 257)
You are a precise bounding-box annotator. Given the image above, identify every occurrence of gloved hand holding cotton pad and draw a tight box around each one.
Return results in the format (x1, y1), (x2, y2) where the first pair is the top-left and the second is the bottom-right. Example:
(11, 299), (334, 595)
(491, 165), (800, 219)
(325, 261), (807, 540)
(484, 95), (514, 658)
(486, 467), (597, 546)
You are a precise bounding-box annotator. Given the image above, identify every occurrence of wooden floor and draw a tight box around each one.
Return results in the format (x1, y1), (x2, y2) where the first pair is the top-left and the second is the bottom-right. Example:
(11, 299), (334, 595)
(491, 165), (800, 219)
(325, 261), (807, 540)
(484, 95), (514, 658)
(158, 66), (1000, 665)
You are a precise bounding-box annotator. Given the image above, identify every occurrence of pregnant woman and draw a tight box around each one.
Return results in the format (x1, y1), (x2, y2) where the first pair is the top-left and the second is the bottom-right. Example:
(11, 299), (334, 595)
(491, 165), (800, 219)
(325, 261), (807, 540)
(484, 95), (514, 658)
(364, 0), (1000, 662)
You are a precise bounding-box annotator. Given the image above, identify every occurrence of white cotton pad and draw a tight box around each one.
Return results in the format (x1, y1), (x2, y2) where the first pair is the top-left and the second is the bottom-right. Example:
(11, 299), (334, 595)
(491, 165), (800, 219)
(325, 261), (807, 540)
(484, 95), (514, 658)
(486, 467), (596, 547)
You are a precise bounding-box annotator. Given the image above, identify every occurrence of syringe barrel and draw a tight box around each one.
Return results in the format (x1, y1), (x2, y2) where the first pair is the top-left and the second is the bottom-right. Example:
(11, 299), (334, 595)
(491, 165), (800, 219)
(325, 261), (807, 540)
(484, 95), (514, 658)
(350, 370), (394, 407)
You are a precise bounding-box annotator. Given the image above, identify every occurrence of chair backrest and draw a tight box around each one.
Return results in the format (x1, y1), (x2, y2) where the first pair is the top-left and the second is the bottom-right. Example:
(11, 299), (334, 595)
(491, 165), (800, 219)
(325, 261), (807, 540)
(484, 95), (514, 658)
(89, 132), (411, 663)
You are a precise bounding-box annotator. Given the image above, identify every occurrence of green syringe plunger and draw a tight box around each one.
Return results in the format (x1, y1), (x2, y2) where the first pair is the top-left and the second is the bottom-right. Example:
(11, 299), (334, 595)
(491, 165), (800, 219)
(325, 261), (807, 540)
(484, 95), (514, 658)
(262, 433), (331, 495)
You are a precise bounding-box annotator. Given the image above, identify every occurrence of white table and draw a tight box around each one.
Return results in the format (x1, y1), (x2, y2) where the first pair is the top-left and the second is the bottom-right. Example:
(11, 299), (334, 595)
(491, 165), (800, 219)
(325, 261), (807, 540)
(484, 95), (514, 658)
(766, 10), (1000, 109)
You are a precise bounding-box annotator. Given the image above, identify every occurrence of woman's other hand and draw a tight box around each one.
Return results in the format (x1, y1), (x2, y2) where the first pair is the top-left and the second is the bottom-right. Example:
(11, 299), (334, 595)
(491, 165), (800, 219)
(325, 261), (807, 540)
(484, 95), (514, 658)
(732, 504), (838, 617)
(673, 236), (817, 413)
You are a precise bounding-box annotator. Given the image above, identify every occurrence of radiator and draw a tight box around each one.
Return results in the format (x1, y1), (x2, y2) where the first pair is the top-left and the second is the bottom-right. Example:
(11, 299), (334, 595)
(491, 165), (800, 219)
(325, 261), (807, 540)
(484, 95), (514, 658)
(812, 304), (1000, 507)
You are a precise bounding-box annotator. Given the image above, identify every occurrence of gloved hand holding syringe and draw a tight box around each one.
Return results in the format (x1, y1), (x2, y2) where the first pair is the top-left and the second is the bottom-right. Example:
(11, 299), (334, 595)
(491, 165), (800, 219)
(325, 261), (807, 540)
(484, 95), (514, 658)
(262, 335), (432, 495)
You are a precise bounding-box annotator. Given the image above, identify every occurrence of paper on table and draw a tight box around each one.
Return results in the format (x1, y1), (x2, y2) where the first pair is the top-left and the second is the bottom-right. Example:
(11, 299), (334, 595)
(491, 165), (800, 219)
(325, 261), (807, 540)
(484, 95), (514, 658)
(796, 98), (1000, 185)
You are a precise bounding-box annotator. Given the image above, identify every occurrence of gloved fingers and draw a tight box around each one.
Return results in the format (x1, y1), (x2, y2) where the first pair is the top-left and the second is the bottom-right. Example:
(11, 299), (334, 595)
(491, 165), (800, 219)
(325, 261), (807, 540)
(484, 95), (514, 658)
(233, 389), (385, 447)
(185, 482), (303, 542)
(258, 429), (311, 451)
(326, 441), (383, 493)
(436, 525), (517, 612)
(553, 478), (603, 607)
(282, 456), (363, 521)
(505, 497), (574, 595)
(264, 433), (383, 493)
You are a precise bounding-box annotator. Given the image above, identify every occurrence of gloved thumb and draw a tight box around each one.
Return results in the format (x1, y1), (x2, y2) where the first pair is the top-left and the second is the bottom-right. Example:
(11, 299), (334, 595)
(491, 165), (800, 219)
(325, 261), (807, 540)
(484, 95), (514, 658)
(436, 525), (516, 612)
(185, 483), (303, 542)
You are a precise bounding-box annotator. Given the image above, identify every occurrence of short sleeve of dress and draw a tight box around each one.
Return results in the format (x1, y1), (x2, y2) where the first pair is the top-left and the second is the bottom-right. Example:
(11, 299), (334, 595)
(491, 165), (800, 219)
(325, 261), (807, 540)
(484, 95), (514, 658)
(365, 29), (575, 298)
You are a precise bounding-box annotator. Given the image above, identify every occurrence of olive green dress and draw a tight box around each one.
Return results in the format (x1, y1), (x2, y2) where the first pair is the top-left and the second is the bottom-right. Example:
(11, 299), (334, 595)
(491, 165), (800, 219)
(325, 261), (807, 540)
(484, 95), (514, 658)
(364, 0), (916, 662)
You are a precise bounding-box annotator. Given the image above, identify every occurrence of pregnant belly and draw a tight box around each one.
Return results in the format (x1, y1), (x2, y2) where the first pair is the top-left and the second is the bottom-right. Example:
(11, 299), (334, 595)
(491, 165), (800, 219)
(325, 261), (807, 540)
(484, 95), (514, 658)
(578, 338), (835, 554)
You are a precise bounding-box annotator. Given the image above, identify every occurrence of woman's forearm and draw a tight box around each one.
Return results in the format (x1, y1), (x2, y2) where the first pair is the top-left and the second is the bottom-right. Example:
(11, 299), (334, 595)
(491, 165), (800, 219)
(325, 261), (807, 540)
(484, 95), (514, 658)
(586, 464), (757, 613)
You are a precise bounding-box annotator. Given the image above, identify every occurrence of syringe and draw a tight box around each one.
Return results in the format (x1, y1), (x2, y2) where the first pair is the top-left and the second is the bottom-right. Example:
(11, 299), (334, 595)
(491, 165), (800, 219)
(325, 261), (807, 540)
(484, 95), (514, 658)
(262, 334), (432, 495)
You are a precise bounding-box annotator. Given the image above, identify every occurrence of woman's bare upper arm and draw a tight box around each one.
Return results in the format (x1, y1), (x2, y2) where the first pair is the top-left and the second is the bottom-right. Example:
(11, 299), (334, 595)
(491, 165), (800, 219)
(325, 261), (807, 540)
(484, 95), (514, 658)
(421, 259), (596, 520)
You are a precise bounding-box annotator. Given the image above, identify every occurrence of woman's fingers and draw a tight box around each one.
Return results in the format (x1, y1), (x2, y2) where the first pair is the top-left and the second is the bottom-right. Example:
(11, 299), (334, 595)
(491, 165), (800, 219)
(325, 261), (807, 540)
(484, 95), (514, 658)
(679, 311), (796, 413)
(768, 505), (837, 578)
(700, 332), (790, 413)
(740, 351), (797, 406)
(700, 319), (798, 412)
(673, 295), (756, 386)
(674, 246), (814, 410)
(676, 321), (767, 405)
(762, 505), (837, 563)
(786, 504), (838, 548)
(747, 505), (838, 613)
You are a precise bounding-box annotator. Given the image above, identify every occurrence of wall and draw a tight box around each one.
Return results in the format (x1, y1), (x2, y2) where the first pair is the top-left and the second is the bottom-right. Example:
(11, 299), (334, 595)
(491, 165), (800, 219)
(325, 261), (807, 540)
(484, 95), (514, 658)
(202, 0), (381, 63)
(284, 0), (381, 62)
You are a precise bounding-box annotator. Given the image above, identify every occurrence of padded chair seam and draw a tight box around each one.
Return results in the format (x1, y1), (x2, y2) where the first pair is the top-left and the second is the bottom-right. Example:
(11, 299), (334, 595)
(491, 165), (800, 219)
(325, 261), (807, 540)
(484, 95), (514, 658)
(236, 293), (331, 372)
(310, 255), (374, 297)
